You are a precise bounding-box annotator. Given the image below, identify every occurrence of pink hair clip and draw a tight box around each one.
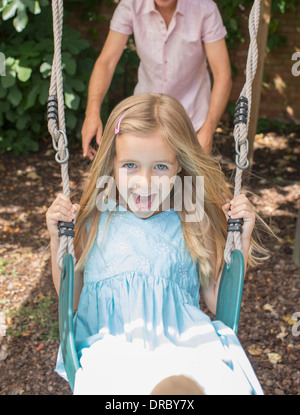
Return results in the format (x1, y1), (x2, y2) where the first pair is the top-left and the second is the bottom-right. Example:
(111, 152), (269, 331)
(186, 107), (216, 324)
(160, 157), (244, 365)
(115, 114), (125, 135)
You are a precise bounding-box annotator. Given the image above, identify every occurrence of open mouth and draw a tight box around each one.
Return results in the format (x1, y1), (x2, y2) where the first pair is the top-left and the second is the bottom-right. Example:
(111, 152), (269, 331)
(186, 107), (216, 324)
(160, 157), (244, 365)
(131, 192), (157, 211)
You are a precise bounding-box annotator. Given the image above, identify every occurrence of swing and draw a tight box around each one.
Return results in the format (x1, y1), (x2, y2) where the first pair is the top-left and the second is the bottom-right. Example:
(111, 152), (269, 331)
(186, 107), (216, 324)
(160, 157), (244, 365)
(48, 0), (262, 391)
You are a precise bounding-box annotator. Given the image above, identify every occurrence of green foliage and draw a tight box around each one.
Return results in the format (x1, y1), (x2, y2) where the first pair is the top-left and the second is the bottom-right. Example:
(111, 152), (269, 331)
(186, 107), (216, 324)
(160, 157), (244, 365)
(217, 0), (253, 49)
(257, 118), (300, 134)
(1, 0), (47, 33)
(0, 1), (96, 154)
(0, 0), (138, 154)
(218, 0), (299, 52)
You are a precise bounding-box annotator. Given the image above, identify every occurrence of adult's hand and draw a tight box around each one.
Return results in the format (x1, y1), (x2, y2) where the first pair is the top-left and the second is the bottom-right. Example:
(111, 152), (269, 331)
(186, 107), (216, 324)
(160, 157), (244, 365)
(197, 125), (213, 154)
(81, 113), (103, 160)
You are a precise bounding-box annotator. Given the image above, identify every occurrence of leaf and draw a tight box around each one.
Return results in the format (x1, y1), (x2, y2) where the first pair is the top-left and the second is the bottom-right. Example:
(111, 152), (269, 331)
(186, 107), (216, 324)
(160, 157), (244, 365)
(283, 315), (298, 325)
(24, 82), (40, 109)
(28, 0), (41, 15)
(63, 56), (76, 75)
(68, 78), (85, 92)
(26, 171), (41, 180)
(39, 62), (52, 78)
(276, 325), (288, 342)
(286, 235), (295, 244)
(16, 114), (30, 130)
(2, 1), (18, 21)
(17, 66), (32, 82)
(229, 17), (238, 31)
(65, 91), (80, 110)
(248, 346), (263, 356)
(7, 84), (22, 106)
(0, 83), (7, 99)
(6, 109), (17, 123)
(38, 81), (49, 105)
(66, 111), (77, 129)
(13, 8), (29, 33)
(1, 72), (16, 88)
(31, 120), (41, 133)
(267, 353), (282, 364)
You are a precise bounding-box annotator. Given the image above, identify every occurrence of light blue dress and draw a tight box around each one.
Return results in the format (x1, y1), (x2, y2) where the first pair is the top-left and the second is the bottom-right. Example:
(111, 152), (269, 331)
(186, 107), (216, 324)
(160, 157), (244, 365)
(56, 206), (263, 395)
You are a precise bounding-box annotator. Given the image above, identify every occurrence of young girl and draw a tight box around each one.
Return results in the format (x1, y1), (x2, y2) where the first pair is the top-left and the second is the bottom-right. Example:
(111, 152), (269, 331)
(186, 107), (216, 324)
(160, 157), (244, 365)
(46, 93), (264, 395)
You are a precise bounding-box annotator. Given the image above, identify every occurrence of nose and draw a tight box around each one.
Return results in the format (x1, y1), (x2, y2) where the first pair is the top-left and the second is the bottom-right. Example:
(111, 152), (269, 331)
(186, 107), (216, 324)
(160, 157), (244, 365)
(135, 169), (152, 192)
(136, 170), (151, 189)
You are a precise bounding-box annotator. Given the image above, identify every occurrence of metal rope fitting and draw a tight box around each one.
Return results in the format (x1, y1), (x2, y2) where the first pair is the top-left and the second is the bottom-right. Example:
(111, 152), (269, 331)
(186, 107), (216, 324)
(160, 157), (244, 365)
(53, 130), (70, 164)
(234, 96), (250, 170)
(234, 96), (249, 126)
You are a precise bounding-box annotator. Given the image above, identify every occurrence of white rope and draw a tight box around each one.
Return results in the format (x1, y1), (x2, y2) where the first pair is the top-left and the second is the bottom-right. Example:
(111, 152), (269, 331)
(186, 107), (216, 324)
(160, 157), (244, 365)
(48, 0), (76, 271)
(224, 0), (261, 265)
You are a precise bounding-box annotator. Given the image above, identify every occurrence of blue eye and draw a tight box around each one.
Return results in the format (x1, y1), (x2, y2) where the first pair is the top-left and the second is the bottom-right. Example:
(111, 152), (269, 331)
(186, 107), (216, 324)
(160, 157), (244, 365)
(155, 164), (167, 171)
(124, 163), (136, 169)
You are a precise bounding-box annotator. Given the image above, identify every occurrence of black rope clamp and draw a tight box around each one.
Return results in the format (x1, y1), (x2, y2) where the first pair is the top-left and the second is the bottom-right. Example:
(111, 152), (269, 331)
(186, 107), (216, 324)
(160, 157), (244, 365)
(58, 221), (75, 238)
(233, 96), (248, 126)
(47, 95), (58, 123)
(227, 218), (244, 233)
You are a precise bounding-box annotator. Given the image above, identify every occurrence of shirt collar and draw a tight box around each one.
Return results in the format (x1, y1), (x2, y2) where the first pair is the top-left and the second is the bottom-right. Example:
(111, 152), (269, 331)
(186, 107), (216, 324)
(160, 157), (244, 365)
(176, 0), (185, 16)
(143, 0), (185, 16)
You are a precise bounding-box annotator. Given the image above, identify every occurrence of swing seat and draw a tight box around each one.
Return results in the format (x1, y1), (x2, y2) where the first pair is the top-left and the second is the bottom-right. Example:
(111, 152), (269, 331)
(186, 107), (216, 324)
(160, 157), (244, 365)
(59, 253), (80, 391)
(215, 249), (245, 334)
(59, 250), (244, 390)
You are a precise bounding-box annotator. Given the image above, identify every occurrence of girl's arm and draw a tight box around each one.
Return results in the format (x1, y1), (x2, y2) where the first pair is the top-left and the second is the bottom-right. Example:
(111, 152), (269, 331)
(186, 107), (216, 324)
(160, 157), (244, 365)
(201, 194), (255, 315)
(46, 193), (83, 311)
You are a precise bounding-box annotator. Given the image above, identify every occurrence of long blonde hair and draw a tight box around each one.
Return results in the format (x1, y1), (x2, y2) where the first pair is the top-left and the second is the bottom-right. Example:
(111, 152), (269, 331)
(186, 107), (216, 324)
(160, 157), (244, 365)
(74, 93), (261, 285)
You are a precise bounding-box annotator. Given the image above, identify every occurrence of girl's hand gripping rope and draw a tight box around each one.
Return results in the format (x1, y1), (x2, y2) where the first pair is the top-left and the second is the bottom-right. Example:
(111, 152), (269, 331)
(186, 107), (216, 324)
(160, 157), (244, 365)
(222, 194), (256, 245)
(46, 193), (80, 239)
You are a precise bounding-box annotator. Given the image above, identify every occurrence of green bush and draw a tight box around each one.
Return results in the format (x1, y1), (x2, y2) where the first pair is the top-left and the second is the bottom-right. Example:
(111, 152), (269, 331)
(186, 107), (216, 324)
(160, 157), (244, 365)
(0, 1), (97, 154)
(0, 0), (139, 154)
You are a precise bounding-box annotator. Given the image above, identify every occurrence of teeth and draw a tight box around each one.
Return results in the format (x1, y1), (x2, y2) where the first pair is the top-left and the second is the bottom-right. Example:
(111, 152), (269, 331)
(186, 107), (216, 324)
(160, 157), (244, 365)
(135, 193), (151, 196)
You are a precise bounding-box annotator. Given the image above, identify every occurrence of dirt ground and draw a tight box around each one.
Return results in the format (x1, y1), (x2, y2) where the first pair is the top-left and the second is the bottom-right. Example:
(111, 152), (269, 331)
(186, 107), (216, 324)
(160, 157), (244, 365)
(0, 125), (299, 395)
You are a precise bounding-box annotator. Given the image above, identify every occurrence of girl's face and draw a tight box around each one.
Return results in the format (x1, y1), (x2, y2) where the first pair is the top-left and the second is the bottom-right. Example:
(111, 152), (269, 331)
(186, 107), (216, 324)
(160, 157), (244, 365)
(114, 131), (180, 219)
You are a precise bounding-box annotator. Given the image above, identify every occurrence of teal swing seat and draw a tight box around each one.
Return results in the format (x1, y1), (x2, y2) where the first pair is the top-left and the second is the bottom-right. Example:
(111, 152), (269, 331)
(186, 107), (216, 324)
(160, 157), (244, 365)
(59, 254), (80, 392)
(59, 250), (245, 390)
(215, 249), (245, 333)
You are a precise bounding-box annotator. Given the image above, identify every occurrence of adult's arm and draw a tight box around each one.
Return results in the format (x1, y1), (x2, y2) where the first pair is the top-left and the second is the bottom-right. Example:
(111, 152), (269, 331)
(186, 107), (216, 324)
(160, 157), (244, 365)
(82, 30), (129, 159)
(197, 38), (232, 153)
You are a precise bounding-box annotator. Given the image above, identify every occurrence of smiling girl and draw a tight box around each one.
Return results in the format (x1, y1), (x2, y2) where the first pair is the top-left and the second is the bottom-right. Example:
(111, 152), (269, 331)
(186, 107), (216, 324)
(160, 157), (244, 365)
(46, 94), (263, 394)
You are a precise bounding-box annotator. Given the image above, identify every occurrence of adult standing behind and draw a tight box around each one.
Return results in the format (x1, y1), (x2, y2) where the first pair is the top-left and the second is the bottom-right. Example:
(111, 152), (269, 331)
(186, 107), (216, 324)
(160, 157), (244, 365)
(81, 0), (232, 159)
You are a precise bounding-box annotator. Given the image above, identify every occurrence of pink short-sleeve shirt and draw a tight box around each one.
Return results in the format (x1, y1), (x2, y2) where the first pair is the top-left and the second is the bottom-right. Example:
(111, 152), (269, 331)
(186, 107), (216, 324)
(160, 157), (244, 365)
(110, 0), (227, 131)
